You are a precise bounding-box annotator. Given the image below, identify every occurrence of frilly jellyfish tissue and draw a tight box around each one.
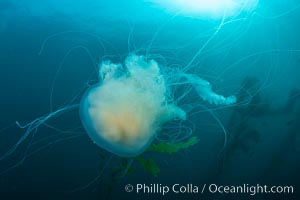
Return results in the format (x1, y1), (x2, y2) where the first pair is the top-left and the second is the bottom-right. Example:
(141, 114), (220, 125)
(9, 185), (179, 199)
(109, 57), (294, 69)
(80, 54), (236, 157)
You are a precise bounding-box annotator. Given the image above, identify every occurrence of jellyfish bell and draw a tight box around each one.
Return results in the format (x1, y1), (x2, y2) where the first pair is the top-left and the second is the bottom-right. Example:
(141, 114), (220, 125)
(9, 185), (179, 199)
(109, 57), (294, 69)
(80, 54), (186, 157)
(80, 54), (236, 157)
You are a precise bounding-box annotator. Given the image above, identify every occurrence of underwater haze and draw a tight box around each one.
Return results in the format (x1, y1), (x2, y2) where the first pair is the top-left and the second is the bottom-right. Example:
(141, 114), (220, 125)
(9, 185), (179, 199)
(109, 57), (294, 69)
(0, 0), (300, 199)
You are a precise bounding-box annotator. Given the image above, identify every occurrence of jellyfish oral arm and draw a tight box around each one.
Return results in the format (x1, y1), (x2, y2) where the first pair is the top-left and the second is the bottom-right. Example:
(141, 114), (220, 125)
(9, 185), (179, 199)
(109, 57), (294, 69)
(185, 74), (236, 105)
(157, 104), (187, 126)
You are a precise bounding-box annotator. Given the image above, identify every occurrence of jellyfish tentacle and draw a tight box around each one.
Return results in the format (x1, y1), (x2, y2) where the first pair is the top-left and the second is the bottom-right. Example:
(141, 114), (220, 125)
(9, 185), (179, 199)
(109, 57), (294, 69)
(0, 104), (79, 162)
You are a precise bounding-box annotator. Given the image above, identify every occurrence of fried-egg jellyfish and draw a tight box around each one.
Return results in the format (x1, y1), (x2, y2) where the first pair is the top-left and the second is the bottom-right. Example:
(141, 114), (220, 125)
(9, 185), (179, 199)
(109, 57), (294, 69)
(0, 51), (236, 172)
(80, 54), (236, 157)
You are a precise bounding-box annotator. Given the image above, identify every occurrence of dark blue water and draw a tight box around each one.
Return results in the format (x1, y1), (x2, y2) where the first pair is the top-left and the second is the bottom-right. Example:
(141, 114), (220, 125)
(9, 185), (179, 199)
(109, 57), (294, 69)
(0, 0), (299, 199)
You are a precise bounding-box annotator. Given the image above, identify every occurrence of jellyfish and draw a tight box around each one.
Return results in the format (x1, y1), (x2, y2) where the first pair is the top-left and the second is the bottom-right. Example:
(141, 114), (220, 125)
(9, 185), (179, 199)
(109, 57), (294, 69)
(0, 52), (236, 175)
(0, 52), (237, 178)
(0, 22), (238, 175)
(80, 54), (236, 157)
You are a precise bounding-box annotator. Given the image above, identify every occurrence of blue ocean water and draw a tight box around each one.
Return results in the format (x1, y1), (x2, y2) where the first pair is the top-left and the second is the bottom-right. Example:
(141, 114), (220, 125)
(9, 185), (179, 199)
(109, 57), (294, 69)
(0, 0), (299, 199)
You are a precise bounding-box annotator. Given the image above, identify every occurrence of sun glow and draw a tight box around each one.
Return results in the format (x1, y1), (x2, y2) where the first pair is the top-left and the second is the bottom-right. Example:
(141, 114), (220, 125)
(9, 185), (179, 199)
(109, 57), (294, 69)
(150, 0), (258, 18)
